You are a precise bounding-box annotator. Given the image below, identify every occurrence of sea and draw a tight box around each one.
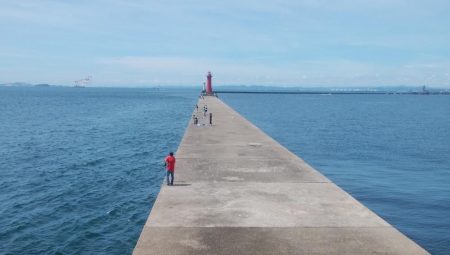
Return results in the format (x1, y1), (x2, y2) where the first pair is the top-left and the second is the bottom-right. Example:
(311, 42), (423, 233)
(0, 87), (449, 254)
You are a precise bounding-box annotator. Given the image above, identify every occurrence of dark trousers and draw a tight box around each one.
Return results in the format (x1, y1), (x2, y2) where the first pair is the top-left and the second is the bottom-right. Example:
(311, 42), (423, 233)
(166, 171), (174, 185)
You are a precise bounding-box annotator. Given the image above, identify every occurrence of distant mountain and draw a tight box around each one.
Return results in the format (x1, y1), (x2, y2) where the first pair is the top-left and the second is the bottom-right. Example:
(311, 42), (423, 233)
(0, 82), (58, 87)
(0, 82), (33, 87)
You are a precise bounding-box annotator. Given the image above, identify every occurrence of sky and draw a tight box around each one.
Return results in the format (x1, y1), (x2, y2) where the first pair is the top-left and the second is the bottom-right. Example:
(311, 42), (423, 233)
(1, 0), (450, 87)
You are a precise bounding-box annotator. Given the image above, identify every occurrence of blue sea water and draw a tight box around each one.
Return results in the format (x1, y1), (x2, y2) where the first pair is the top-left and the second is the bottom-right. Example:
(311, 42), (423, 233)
(220, 93), (450, 255)
(0, 87), (197, 254)
(1, 87), (449, 254)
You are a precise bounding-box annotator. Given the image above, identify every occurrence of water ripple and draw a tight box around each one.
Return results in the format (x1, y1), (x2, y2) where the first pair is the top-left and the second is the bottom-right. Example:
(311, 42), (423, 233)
(221, 93), (450, 255)
(0, 87), (197, 254)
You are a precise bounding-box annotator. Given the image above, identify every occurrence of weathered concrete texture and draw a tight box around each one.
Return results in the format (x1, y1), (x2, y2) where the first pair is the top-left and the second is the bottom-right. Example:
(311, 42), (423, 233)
(133, 96), (429, 255)
(134, 227), (426, 255)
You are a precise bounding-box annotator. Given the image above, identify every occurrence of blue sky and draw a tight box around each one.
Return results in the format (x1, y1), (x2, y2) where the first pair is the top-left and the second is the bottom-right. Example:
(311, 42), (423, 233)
(1, 0), (450, 87)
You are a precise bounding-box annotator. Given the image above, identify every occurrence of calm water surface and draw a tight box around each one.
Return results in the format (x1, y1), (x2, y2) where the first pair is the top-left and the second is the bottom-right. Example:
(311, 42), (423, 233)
(221, 93), (450, 255)
(0, 87), (197, 254)
(1, 88), (449, 254)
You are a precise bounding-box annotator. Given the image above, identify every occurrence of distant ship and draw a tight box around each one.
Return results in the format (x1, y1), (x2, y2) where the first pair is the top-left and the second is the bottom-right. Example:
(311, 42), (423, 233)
(74, 76), (92, 88)
(421, 85), (430, 95)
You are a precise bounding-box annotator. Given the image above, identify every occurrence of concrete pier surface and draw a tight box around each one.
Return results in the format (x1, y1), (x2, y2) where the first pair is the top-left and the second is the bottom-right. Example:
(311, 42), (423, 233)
(133, 97), (429, 255)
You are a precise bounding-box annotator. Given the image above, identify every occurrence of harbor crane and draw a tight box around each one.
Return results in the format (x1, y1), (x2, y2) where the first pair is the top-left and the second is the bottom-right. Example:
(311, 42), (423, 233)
(74, 76), (92, 88)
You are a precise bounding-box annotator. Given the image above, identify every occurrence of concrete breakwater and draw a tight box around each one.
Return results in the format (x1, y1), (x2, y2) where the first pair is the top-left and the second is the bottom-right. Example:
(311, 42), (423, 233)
(133, 96), (429, 254)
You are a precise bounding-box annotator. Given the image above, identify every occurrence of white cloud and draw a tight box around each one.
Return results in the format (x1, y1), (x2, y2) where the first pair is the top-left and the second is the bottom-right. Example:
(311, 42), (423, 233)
(95, 55), (450, 87)
(1, 0), (450, 87)
(100, 56), (201, 70)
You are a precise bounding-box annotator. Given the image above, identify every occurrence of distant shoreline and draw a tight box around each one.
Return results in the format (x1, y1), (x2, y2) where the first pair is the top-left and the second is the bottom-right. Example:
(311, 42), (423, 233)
(215, 90), (450, 95)
(1, 84), (450, 95)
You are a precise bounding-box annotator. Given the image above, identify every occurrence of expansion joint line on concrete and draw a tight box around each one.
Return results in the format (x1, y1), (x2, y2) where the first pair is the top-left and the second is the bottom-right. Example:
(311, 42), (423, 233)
(133, 96), (429, 255)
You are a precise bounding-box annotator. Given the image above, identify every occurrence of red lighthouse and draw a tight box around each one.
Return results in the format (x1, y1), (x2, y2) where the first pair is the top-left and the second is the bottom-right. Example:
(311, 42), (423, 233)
(206, 71), (213, 95)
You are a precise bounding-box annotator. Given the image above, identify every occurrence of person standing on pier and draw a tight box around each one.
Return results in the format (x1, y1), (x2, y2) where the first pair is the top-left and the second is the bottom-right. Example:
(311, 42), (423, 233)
(164, 152), (176, 186)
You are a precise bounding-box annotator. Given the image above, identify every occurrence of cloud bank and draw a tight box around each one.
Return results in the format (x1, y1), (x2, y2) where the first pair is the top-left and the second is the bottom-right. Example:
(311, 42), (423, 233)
(1, 0), (449, 87)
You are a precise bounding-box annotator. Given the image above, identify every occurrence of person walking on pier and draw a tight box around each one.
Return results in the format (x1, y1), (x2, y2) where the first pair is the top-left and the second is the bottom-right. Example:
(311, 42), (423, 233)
(203, 105), (208, 117)
(164, 152), (176, 186)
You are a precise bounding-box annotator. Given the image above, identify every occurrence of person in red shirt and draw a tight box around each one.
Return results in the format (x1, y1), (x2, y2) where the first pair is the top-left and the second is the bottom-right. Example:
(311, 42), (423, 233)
(164, 152), (176, 186)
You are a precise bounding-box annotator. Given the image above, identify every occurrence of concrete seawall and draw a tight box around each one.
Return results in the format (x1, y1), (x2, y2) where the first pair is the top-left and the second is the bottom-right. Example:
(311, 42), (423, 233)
(133, 96), (429, 254)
